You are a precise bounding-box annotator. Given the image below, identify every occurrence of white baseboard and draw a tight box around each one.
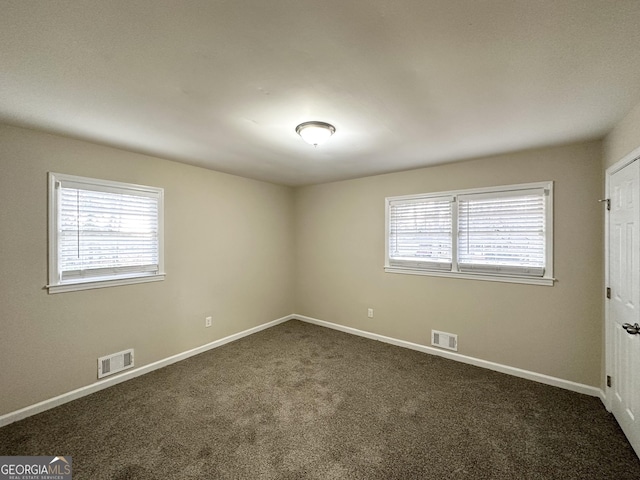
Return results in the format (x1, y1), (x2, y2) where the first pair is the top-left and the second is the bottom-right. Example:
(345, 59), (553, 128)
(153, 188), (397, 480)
(600, 388), (609, 409)
(0, 314), (294, 428)
(0, 312), (605, 428)
(294, 314), (604, 399)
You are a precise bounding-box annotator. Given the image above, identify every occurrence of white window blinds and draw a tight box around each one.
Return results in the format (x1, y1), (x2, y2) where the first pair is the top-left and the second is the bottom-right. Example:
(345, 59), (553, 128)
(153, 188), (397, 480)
(385, 182), (553, 285)
(388, 196), (453, 270)
(457, 188), (546, 277)
(48, 173), (164, 292)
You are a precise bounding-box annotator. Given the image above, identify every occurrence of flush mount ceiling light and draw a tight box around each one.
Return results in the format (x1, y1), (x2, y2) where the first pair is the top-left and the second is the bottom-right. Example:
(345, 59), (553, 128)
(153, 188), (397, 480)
(295, 121), (336, 147)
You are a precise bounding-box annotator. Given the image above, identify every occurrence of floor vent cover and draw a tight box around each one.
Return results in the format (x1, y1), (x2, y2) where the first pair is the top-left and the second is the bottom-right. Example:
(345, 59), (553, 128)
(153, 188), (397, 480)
(98, 349), (134, 379)
(431, 330), (458, 351)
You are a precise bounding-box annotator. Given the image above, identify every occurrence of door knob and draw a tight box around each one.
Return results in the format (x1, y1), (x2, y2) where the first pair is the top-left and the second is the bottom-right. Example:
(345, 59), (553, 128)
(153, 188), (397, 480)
(622, 323), (640, 335)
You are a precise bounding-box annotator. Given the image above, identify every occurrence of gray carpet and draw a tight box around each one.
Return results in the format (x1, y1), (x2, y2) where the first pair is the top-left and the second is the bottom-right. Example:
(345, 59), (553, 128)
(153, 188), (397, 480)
(1, 320), (639, 479)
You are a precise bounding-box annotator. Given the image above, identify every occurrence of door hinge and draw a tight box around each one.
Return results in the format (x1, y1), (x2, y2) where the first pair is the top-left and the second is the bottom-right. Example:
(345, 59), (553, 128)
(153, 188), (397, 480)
(607, 375), (612, 388)
(599, 198), (610, 211)
(606, 287), (611, 299)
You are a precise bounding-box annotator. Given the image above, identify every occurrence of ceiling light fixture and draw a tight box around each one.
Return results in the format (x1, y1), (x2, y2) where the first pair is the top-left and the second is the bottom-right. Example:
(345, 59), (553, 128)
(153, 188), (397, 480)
(295, 121), (336, 147)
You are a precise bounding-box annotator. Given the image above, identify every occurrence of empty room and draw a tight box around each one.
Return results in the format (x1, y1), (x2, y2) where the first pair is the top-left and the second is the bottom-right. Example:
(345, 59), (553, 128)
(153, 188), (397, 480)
(2, 1), (640, 478)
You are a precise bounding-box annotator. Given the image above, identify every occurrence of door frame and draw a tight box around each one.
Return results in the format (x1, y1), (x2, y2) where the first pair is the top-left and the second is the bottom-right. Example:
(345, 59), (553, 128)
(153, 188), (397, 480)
(604, 145), (640, 412)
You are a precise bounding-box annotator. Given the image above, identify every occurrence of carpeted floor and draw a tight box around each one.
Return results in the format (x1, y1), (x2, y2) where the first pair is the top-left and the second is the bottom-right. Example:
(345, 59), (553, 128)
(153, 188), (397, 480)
(1, 320), (639, 479)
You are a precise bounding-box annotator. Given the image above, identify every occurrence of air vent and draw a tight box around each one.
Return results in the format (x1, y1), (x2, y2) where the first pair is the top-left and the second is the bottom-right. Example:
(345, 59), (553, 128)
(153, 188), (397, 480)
(431, 330), (458, 351)
(98, 349), (134, 379)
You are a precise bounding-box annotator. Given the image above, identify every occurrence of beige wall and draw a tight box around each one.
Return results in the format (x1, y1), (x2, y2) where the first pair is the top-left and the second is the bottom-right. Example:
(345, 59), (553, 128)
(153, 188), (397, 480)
(604, 101), (640, 169)
(0, 124), (295, 416)
(295, 142), (603, 387)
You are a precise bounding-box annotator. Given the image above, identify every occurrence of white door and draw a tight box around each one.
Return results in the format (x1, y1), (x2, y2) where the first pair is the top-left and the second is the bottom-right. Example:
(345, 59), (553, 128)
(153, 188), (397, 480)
(608, 158), (640, 457)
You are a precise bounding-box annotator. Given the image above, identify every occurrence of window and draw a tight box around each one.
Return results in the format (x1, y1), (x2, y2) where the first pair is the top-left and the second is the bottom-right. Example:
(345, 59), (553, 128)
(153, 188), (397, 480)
(48, 173), (165, 293)
(388, 195), (454, 271)
(385, 182), (553, 285)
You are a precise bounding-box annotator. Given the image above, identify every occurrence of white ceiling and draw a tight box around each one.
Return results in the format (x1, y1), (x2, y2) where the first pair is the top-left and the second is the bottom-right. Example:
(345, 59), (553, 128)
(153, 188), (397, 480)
(2, 1), (640, 186)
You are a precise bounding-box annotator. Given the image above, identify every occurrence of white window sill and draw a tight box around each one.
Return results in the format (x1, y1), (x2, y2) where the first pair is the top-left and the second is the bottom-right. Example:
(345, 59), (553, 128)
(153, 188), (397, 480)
(384, 267), (555, 286)
(47, 273), (166, 294)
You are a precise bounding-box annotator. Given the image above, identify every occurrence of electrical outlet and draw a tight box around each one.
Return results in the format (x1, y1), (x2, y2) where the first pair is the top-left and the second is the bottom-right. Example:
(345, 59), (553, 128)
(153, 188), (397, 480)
(205, 316), (212, 327)
(367, 308), (374, 318)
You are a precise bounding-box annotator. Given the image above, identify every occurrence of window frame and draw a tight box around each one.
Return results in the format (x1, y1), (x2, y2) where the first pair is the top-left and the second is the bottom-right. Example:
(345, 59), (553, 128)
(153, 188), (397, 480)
(47, 172), (165, 294)
(384, 181), (554, 286)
